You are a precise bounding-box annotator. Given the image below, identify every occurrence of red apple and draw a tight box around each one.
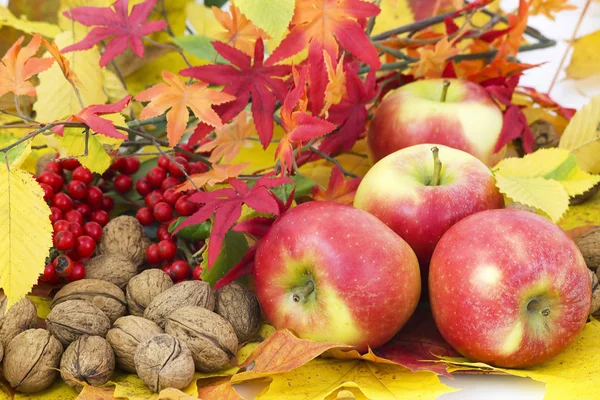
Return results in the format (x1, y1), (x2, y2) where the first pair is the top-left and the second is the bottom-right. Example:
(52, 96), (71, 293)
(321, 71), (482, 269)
(254, 201), (421, 352)
(354, 144), (504, 285)
(429, 209), (591, 368)
(368, 78), (504, 167)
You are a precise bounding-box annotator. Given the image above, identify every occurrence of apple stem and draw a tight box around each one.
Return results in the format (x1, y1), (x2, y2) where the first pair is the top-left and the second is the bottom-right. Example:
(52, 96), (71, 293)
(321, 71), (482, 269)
(430, 147), (442, 186)
(292, 280), (315, 303)
(440, 80), (451, 102)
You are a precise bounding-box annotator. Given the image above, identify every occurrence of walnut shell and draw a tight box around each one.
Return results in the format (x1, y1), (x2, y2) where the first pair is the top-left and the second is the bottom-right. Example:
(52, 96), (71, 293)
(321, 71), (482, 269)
(0, 297), (38, 347)
(106, 316), (163, 373)
(215, 282), (261, 343)
(505, 202), (537, 213)
(570, 182), (600, 205)
(84, 254), (137, 289)
(0, 341), (3, 363)
(591, 270), (600, 315)
(126, 269), (173, 317)
(3, 329), (63, 393)
(134, 334), (194, 393)
(46, 300), (111, 346)
(52, 279), (127, 323)
(60, 335), (115, 391)
(144, 281), (215, 328)
(0, 295), (7, 330)
(35, 153), (57, 176)
(98, 216), (151, 266)
(529, 119), (560, 150)
(575, 228), (600, 271)
(165, 306), (237, 372)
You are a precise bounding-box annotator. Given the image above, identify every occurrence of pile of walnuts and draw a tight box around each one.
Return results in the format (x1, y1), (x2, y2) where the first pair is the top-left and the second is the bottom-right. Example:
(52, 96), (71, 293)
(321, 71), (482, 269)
(0, 273), (261, 393)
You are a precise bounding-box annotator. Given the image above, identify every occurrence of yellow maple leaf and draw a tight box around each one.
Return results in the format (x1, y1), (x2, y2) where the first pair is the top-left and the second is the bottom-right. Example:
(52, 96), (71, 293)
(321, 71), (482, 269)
(186, 2), (226, 39)
(198, 111), (255, 163)
(322, 51), (346, 118)
(558, 95), (600, 173)
(213, 3), (270, 56)
(0, 165), (53, 308)
(530, 0), (577, 20)
(565, 30), (600, 80)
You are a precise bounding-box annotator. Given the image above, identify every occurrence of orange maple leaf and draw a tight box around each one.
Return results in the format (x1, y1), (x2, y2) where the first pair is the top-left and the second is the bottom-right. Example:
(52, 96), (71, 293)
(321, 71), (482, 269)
(197, 377), (243, 400)
(502, 0), (529, 56)
(213, 3), (269, 56)
(197, 110), (255, 163)
(135, 70), (236, 146)
(530, 0), (576, 20)
(312, 166), (361, 205)
(0, 34), (54, 98)
(412, 36), (461, 78)
(41, 38), (80, 87)
(321, 51), (346, 117)
(174, 163), (249, 193)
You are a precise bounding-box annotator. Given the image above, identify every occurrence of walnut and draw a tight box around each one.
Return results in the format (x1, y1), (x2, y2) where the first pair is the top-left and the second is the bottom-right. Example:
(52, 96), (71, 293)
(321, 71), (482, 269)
(529, 119), (560, 150)
(0, 341), (3, 363)
(575, 227), (600, 271)
(52, 279), (127, 323)
(46, 300), (111, 346)
(144, 281), (215, 328)
(134, 334), (195, 393)
(106, 316), (163, 373)
(165, 306), (237, 372)
(126, 269), (173, 317)
(60, 335), (115, 391)
(35, 153), (57, 176)
(215, 282), (261, 343)
(0, 295), (7, 330)
(98, 216), (151, 266)
(0, 297), (38, 347)
(3, 329), (63, 393)
(590, 270), (600, 316)
(505, 202), (537, 213)
(571, 182), (600, 205)
(84, 254), (137, 290)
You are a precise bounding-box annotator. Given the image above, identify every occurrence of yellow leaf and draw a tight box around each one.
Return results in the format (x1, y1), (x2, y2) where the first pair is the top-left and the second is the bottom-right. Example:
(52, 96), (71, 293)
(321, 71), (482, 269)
(494, 175), (569, 222)
(234, 0), (295, 42)
(111, 371), (200, 400)
(559, 189), (600, 230)
(0, 6), (60, 38)
(0, 132), (31, 169)
(371, 0), (414, 36)
(0, 165), (53, 307)
(560, 169), (600, 197)
(229, 125), (284, 174)
(187, 2), (226, 39)
(28, 295), (52, 319)
(565, 30), (600, 79)
(103, 69), (129, 104)
(157, 387), (197, 400)
(256, 358), (455, 400)
(558, 95), (600, 173)
(34, 30), (107, 122)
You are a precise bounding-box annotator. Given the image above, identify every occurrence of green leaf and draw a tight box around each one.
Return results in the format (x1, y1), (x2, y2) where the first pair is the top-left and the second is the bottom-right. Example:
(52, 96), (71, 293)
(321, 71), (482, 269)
(172, 35), (220, 62)
(204, 0), (228, 8)
(234, 0), (295, 40)
(292, 174), (317, 198)
(200, 230), (249, 287)
(169, 217), (211, 240)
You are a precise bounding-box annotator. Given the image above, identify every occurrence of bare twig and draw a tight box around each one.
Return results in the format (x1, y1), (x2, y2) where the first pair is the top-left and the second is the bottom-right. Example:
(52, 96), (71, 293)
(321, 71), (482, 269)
(13, 95), (31, 125)
(143, 37), (193, 69)
(308, 146), (359, 178)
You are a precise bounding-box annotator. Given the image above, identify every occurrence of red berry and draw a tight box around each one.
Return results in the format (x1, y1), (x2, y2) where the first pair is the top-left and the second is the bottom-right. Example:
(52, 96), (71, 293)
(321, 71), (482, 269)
(83, 221), (103, 242)
(75, 203), (92, 219)
(157, 225), (172, 241)
(188, 162), (208, 175)
(192, 265), (202, 280)
(114, 174), (133, 193)
(75, 235), (96, 258)
(168, 156), (188, 178)
(136, 207), (154, 226)
(40, 183), (54, 202)
(43, 263), (58, 284)
(158, 155), (171, 170)
(38, 171), (64, 193)
(161, 177), (180, 192)
(53, 219), (70, 233)
(147, 167), (167, 188)
(72, 166), (94, 185)
(136, 178), (152, 197)
(101, 196), (114, 212)
(144, 191), (164, 209)
(158, 240), (177, 260)
(68, 221), (84, 238)
(60, 158), (80, 170)
(170, 260), (191, 281)
(55, 255), (74, 277)
(67, 180), (88, 201)
(111, 157), (126, 172)
(54, 230), (75, 251)
(65, 209), (84, 225)
(162, 263), (172, 277)
(44, 161), (63, 175)
(91, 210), (110, 226)
(122, 157), (140, 175)
(176, 143), (194, 158)
(50, 207), (63, 223)
(86, 186), (103, 208)
(146, 244), (161, 264)
(101, 169), (116, 181)
(175, 195), (197, 216)
(153, 202), (173, 223)
(52, 193), (74, 212)
(67, 263), (86, 281)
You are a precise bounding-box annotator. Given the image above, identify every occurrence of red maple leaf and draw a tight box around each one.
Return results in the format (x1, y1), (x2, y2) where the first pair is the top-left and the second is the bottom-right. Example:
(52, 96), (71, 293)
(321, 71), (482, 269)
(62, 0), (168, 67)
(517, 86), (575, 120)
(52, 95), (131, 139)
(312, 166), (361, 205)
(180, 39), (291, 148)
(175, 175), (292, 268)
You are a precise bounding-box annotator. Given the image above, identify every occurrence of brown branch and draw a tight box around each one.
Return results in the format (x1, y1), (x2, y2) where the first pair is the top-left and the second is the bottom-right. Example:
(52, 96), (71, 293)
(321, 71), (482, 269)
(308, 146), (359, 179)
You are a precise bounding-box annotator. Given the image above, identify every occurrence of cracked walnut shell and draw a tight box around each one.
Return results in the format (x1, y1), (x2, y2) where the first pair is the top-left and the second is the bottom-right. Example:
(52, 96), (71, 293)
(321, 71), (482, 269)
(52, 279), (127, 323)
(84, 254), (138, 290)
(60, 335), (115, 391)
(591, 269), (600, 315)
(126, 269), (173, 317)
(46, 300), (111, 346)
(215, 282), (261, 343)
(0, 297), (37, 347)
(106, 316), (163, 373)
(98, 216), (151, 266)
(3, 329), (63, 393)
(575, 228), (600, 271)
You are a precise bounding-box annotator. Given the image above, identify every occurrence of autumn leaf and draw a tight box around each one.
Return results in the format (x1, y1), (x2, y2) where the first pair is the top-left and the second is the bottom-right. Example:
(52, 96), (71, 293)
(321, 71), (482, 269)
(0, 165), (53, 307)
(321, 52), (346, 117)
(198, 111), (255, 163)
(40, 37), (80, 87)
(234, 0), (295, 40)
(559, 189), (600, 230)
(0, 33), (53, 98)
(62, 0), (168, 67)
(77, 383), (115, 399)
(501, 0), (529, 56)
(112, 371), (200, 400)
(181, 39), (291, 148)
(530, 0), (576, 20)
(197, 377), (244, 400)
(566, 30), (600, 79)
(559, 95), (600, 173)
(135, 71), (236, 146)
(312, 166), (361, 205)
(517, 86), (575, 119)
(175, 163), (249, 192)
(412, 35), (461, 78)
(213, 3), (270, 56)
(157, 387), (198, 400)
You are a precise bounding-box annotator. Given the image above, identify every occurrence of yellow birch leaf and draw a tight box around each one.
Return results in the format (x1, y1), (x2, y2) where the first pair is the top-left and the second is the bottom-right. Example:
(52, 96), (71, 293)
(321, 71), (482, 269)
(102, 69), (129, 104)
(371, 0), (414, 36)
(256, 358), (455, 400)
(34, 30), (107, 122)
(0, 7), (60, 38)
(234, 0), (294, 42)
(558, 95), (600, 174)
(494, 175), (569, 222)
(559, 189), (600, 230)
(28, 295), (52, 319)
(0, 165), (53, 308)
(565, 30), (600, 80)
(187, 2), (227, 38)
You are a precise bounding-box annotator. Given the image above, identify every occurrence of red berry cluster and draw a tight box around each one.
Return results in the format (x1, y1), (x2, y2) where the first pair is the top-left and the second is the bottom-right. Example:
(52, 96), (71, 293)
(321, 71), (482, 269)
(38, 158), (114, 284)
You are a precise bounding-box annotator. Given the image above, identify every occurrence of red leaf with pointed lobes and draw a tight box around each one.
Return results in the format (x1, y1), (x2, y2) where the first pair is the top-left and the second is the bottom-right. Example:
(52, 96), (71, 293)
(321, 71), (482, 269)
(495, 105), (535, 153)
(181, 39), (291, 148)
(312, 166), (362, 205)
(517, 86), (575, 120)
